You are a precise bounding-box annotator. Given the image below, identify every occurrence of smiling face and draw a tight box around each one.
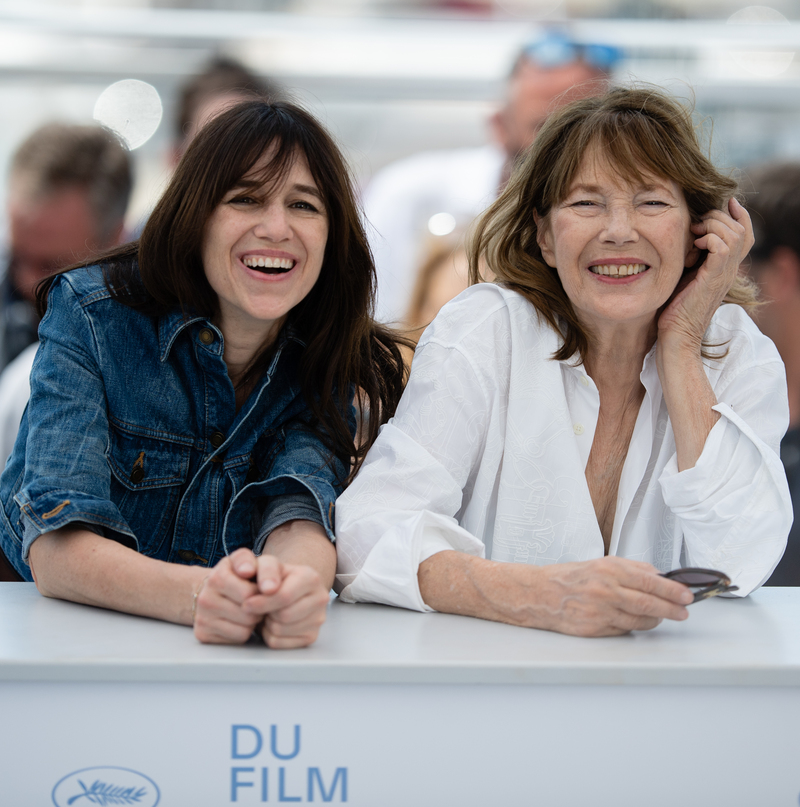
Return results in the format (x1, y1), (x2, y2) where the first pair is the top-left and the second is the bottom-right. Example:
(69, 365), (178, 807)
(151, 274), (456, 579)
(537, 149), (699, 336)
(201, 149), (328, 347)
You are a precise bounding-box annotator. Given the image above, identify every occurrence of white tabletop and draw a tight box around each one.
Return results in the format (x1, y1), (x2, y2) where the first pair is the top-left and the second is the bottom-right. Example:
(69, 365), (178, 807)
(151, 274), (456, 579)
(1, 582), (799, 686)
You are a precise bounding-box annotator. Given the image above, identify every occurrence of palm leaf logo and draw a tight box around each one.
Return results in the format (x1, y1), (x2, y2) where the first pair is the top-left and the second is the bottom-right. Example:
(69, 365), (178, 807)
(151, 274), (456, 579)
(67, 779), (147, 805)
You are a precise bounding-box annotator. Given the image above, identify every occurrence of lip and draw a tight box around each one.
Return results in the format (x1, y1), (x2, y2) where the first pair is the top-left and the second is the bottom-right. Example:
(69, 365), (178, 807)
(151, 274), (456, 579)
(587, 257), (648, 267)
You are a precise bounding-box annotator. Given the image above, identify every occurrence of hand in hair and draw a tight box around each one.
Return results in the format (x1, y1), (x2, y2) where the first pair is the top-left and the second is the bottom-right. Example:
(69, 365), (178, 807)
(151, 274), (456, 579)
(655, 197), (755, 472)
(657, 197), (754, 349)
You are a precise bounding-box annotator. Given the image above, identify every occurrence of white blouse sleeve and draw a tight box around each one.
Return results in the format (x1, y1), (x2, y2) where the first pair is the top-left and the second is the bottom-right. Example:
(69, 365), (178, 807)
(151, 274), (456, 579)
(659, 315), (792, 596)
(335, 303), (507, 611)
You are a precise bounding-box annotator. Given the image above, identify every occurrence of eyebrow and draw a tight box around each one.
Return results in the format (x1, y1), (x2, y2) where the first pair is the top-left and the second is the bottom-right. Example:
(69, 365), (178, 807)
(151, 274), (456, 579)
(229, 179), (323, 201)
(567, 182), (677, 197)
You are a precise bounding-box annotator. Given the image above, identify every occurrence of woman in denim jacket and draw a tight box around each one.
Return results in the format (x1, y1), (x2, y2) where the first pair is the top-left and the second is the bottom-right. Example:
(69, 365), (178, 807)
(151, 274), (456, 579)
(0, 100), (406, 647)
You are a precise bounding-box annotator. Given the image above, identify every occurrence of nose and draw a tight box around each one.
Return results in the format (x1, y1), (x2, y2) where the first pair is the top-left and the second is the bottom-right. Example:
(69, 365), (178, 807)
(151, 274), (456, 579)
(600, 203), (638, 245)
(253, 202), (292, 242)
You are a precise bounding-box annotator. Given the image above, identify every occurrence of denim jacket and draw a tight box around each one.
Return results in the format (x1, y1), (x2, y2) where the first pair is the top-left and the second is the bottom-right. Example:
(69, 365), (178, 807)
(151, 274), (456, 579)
(0, 265), (348, 581)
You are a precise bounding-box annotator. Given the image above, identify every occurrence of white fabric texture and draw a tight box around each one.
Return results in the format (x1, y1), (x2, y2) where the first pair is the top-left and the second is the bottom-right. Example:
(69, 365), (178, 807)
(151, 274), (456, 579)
(0, 342), (36, 470)
(362, 145), (504, 324)
(335, 284), (791, 610)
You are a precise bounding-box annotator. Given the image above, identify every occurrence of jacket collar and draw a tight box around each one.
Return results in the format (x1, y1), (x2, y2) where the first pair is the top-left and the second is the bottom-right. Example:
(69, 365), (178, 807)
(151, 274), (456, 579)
(157, 309), (306, 363)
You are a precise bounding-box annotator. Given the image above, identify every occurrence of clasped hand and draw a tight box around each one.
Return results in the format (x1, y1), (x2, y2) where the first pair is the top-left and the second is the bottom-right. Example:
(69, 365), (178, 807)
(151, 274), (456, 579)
(193, 547), (330, 648)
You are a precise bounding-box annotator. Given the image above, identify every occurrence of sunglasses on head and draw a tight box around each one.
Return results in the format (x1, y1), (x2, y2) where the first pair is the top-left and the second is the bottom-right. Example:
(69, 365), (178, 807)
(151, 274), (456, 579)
(661, 567), (739, 603)
(522, 32), (623, 73)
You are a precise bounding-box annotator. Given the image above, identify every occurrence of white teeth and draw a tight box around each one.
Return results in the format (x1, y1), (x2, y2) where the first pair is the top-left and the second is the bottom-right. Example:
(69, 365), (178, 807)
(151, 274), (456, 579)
(243, 256), (295, 270)
(590, 263), (647, 277)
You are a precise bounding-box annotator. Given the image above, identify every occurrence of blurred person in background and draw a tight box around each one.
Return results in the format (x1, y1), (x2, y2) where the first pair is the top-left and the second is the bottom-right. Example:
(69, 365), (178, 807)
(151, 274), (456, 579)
(742, 162), (800, 586)
(173, 56), (281, 161)
(0, 124), (132, 475)
(402, 237), (469, 363)
(364, 30), (620, 324)
(2, 123), (131, 370)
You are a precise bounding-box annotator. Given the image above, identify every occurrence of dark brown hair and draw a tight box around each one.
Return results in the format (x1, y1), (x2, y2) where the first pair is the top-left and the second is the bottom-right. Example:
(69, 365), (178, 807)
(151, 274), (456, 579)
(470, 85), (757, 362)
(38, 99), (407, 479)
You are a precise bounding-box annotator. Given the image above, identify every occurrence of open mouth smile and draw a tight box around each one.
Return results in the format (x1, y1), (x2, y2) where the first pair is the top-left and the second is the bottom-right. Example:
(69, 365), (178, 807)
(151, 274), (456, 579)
(242, 256), (296, 274)
(589, 263), (649, 277)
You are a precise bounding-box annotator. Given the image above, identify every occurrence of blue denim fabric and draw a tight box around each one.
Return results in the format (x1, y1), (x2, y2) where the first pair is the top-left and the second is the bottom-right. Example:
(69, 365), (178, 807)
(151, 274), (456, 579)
(0, 265), (348, 581)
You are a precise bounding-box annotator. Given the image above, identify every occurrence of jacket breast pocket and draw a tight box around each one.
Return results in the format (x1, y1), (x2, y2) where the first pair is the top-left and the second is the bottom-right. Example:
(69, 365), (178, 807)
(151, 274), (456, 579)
(107, 423), (192, 557)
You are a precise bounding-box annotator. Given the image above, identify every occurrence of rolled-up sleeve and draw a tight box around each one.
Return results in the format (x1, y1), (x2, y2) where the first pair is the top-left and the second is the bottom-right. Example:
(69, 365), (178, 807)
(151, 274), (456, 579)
(336, 337), (492, 610)
(16, 278), (134, 560)
(660, 350), (792, 596)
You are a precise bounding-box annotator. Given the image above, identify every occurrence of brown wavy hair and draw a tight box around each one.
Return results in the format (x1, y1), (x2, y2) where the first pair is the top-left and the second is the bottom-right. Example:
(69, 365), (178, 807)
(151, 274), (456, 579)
(469, 85), (758, 362)
(37, 99), (408, 479)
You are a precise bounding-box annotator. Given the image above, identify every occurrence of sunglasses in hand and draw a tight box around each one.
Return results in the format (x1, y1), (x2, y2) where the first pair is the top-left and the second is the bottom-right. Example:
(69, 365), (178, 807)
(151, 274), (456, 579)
(660, 567), (739, 603)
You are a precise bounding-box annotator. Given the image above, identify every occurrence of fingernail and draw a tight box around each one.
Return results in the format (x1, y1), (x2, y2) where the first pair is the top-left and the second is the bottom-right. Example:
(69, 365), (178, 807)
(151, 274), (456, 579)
(681, 590), (694, 604)
(260, 578), (278, 593)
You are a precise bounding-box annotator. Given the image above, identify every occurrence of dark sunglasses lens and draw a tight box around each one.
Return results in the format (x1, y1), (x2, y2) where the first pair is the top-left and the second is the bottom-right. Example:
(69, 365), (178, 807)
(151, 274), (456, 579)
(670, 571), (722, 586)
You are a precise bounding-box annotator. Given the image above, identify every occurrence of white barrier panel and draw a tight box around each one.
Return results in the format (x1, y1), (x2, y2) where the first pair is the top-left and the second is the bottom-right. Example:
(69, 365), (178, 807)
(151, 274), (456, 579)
(1, 585), (800, 806)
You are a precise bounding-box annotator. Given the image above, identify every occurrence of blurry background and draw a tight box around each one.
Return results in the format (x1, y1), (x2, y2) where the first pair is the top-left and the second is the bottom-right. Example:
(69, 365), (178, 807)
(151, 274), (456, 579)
(0, 0), (799, 230)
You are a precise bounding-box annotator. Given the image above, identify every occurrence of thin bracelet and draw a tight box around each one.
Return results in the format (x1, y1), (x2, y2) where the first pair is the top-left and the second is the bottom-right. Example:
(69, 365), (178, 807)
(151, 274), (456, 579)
(191, 575), (210, 625)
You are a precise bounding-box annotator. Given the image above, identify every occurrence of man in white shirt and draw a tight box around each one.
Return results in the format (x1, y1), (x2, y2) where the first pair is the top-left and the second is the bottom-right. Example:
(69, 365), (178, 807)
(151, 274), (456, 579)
(363, 32), (620, 323)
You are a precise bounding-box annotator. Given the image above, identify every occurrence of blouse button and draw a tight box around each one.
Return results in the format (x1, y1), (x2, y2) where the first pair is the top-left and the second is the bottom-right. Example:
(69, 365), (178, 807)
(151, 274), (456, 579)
(580, 375), (590, 387)
(573, 423), (584, 436)
(199, 328), (215, 345)
(210, 431), (226, 449)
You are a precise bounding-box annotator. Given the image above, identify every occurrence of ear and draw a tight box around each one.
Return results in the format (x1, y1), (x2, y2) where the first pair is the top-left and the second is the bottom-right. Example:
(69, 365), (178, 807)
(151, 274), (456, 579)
(534, 211), (556, 267)
(684, 241), (700, 269)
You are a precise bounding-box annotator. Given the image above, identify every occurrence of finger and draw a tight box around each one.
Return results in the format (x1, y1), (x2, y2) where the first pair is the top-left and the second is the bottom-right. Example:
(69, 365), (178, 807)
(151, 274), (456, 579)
(248, 564), (323, 613)
(205, 557), (259, 605)
(195, 616), (259, 645)
(196, 578), (260, 625)
(262, 628), (321, 649)
(266, 586), (330, 626)
(616, 587), (690, 622)
(625, 568), (695, 605)
(229, 547), (257, 580)
(608, 612), (663, 634)
(728, 196), (753, 232)
(255, 554), (284, 595)
(262, 609), (326, 648)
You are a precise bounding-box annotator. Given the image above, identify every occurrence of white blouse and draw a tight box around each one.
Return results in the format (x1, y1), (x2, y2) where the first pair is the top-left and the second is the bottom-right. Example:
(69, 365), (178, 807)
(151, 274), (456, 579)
(335, 284), (791, 611)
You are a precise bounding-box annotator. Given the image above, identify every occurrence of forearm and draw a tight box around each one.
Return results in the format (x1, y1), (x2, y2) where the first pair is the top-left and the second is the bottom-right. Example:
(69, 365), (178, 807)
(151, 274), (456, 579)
(419, 550), (549, 628)
(658, 343), (720, 471)
(29, 527), (207, 625)
(262, 519), (336, 590)
(418, 550), (692, 637)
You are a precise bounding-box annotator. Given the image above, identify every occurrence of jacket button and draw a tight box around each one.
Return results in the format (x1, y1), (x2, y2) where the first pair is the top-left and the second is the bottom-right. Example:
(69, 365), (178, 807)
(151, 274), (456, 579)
(210, 431), (225, 448)
(199, 328), (215, 345)
(130, 467), (145, 483)
(177, 549), (208, 564)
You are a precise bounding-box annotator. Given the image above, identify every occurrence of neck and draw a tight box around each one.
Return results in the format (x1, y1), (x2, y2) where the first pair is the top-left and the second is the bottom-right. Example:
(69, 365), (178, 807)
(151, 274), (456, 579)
(582, 319), (654, 401)
(217, 318), (280, 389)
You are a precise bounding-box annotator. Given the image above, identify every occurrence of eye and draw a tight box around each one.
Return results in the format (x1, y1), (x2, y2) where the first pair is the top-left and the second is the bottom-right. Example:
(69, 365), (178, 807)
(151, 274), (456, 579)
(228, 195), (257, 206)
(290, 199), (321, 213)
(569, 199), (600, 208)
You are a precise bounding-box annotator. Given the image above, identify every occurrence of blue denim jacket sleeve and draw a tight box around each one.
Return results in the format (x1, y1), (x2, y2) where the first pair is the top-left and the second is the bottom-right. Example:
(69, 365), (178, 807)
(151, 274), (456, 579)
(256, 491), (325, 550)
(15, 277), (134, 560)
(222, 405), (355, 556)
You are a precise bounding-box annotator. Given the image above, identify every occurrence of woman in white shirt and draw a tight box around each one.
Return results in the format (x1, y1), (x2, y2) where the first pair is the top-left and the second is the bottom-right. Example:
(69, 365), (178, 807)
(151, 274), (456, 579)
(335, 87), (791, 637)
